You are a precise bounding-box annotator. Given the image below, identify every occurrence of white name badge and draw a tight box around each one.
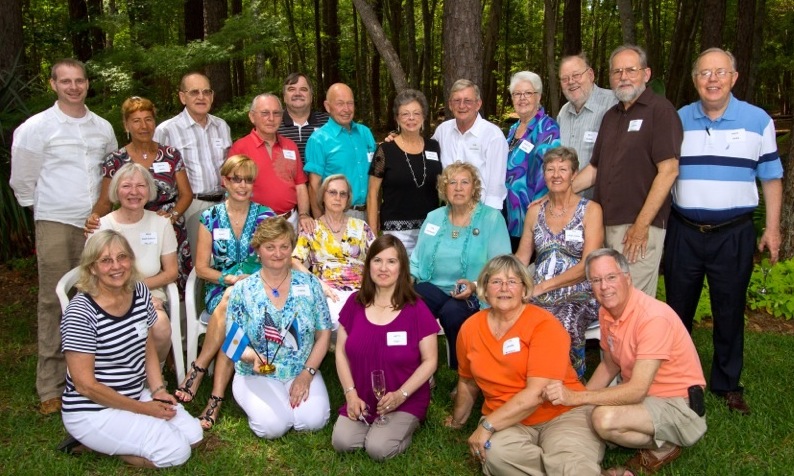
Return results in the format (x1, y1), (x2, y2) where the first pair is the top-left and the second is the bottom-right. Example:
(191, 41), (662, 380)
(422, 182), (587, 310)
(583, 131), (598, 143)
(152, 162), (171, 174)
(348, 227), (362, 240)
(727, 129), (746, 142)
(518, 140), (534, 154)
(424, 223), (440, 236)
(214, 228), (232, 240)
(425, 151), (439, 161)
(503, 337), (520, 355)
(628, 120), (643, 132)
(468, 143), (481, 151)
(283, 149), (297, 160)
(387, 331), (408, 346)
(367, 152), (374, 162)
(140, 232), (158, 245)
(565, 229), (584, 242)
(212, 138), (224, 148)
(293, 284), (310, 297)
(134, 321), (148, 338)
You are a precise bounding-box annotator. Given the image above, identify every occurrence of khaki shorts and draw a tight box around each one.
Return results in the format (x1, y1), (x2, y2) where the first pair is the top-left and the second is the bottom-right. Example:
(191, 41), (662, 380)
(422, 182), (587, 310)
(644, 396), (707, 448)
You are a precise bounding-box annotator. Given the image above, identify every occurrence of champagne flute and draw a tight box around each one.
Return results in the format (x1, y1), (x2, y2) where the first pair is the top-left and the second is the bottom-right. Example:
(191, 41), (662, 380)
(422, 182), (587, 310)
(371, 369), (389, 426)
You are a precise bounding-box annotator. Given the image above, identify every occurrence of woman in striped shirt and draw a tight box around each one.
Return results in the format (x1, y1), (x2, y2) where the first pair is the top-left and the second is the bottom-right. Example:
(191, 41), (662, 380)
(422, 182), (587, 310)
(60, 230), (202, 467)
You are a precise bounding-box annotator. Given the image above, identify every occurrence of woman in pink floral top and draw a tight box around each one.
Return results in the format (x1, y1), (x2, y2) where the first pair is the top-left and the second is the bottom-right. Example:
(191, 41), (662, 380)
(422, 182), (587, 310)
(292, 175), (375, 330)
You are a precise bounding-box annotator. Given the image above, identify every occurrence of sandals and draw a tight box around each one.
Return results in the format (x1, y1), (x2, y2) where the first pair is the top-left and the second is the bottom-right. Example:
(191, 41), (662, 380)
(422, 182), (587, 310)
(602, 445), (682, 476)
(175, 361), (207, 403)
(199, 395), (224, 430)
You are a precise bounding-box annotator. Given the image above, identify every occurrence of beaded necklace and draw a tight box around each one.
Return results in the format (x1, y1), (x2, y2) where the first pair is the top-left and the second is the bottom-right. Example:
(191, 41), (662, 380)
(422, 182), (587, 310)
(404, 150), (427, 188)
(426, 203), (483, 282)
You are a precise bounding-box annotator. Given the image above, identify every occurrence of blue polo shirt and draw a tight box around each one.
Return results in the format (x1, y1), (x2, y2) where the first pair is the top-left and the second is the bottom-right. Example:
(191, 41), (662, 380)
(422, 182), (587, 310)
(304, 117), (377, 207)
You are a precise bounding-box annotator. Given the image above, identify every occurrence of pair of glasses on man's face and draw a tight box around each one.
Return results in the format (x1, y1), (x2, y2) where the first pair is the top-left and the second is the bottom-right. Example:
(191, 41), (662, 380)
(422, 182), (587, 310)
(589, 273), (626, 286)
(182, 88), (214, 98)
(226, 176), (254, 184)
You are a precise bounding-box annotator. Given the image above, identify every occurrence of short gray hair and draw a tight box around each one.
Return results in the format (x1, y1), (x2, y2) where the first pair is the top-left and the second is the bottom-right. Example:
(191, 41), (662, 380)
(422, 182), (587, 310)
(509, 71), (543, 95)
(318, 174), (352, 213)
(476, 255), (534, 303)
(692, 47), (737, 76)
(250, 93), (282, 112)
(609, 44), (649, 69)
(393, 89), (429, 119)
(449, 79), (481, 101)
(109, 162), (157, 205)
(584, 248), (630, 280)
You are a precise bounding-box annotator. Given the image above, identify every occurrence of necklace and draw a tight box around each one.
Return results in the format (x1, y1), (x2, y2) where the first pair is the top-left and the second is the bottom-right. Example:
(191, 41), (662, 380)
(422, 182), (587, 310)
(449, 206), (473, 239)
(323, 215), (345, 234)
(260, 270), (290, 298)
(404, 150), (427, 188)
(546, 199), (569, 218)
(131, 143), (157, 161)
(227, 202), (248, 227)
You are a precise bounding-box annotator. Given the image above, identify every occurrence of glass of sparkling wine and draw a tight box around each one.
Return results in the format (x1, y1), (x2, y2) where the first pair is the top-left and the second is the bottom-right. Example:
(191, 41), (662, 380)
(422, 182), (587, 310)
(371, 369), (389, 426)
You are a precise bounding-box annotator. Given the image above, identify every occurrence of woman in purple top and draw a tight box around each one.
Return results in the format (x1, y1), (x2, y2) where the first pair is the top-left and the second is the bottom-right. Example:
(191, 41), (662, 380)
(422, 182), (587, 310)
(332, 235), (439, 461)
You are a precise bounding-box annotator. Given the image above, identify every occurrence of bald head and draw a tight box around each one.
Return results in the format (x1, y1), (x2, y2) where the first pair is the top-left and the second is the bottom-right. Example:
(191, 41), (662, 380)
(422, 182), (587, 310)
(324, 83), (355, 129)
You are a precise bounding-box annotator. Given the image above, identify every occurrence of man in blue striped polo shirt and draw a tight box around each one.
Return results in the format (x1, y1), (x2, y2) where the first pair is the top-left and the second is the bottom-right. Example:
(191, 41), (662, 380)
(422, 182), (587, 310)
(664, 47), (783, 416)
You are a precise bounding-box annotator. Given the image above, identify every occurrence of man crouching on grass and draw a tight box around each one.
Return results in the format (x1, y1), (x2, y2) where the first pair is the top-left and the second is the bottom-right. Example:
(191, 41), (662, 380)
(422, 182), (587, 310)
(544, 248), (706, 476)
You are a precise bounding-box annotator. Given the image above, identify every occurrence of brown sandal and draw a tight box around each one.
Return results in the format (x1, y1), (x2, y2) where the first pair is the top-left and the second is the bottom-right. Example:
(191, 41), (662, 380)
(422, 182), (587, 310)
(175, 362), (207, 403)
(199, 395), (224, 430)
(624, 446), (682, 475)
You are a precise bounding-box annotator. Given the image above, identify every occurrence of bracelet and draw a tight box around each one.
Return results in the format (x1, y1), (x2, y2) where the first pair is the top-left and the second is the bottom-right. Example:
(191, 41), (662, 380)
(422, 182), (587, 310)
(218, 274), (226, 286)
(150, 383), (166, 395)
(399, 388), (409, 399)
(343, 386), (356, 395)
(171, 210), (180, 218)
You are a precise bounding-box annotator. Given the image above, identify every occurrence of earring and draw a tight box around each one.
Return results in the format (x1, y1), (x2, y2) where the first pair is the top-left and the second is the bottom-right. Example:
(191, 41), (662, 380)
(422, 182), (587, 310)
(396, 124), (401, 134)
(126, 131), (130, 140)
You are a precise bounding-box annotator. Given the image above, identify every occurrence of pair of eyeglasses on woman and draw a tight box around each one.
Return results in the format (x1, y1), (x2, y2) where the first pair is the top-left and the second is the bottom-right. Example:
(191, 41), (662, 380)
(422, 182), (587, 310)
(226, 176), (254, 184)
(488, 279), (522, 289)
(326, 190), (349, 198)
(96, 253), (131, 267)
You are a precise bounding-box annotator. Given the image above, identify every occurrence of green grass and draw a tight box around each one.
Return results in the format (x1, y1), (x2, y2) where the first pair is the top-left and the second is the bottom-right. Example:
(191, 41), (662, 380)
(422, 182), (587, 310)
(1, 278), (793, 474)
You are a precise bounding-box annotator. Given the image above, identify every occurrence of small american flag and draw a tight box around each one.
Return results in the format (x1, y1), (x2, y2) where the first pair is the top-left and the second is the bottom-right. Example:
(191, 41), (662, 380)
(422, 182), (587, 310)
(263, 310), (283, 344)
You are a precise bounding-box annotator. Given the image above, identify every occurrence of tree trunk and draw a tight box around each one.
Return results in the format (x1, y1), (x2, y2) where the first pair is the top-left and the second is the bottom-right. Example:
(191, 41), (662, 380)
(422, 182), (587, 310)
(321, 0), (341, 92)
(314, 0), (323, 96)
(733, 0), (757, 101)
(481, 0), (503, 119)
(543, 0), (560, 116)
(700, 0), (725, 49)
(284, 0), (306, 71)
(562, 0), (582, 56)
(616, 0), (635, 45)
(781, 134), (794, 260)
(184, 0), (204, 42)
(442, 0), (482, 110)
(0, 0), (24, 74)
(68, 0), (92, 61)
(405, 0), (419, 88)
(87, 0), (105, 54)
(231, 0), (244, 98)
(665, 0), (701, 106)
(204, 0), (232, 106)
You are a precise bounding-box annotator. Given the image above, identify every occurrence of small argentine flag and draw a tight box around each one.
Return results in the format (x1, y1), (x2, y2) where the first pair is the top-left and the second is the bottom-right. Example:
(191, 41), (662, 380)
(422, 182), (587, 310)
(222, 321), (250, 362)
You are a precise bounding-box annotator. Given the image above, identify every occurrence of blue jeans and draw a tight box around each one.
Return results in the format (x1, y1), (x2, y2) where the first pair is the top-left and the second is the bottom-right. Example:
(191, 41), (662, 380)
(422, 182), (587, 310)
(414, 282), (479, 370)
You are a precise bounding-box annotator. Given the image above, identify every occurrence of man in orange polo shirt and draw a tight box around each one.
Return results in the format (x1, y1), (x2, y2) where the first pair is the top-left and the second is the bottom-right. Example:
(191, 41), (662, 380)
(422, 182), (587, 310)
(545, 248), (706, 475)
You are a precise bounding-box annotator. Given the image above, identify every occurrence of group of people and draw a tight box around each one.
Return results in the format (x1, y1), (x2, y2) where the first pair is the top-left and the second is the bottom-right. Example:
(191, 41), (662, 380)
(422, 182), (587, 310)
(9, 39), (782, 473)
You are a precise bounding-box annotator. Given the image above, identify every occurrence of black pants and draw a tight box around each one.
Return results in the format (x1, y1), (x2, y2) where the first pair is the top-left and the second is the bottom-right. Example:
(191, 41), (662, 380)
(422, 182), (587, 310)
(663, 212), (755, 395)
(414, 282), (479, 370)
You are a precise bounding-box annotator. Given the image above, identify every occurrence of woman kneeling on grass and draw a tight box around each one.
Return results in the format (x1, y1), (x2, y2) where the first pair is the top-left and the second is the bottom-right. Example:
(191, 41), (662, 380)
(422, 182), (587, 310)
(60, 230), (202, 467)
(332, 235), (439, 460)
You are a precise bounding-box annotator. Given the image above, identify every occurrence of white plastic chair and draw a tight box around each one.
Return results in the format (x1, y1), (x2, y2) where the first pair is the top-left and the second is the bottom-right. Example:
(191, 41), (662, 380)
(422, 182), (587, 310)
(184, 267), (210, 374)
(584, 320), (600, 342)
(56, 267), (186, 383)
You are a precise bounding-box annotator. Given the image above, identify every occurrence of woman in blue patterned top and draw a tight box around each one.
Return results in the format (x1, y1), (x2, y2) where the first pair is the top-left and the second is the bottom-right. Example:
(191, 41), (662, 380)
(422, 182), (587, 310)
(175, 155), (274, 430)
(227, 217), (332, 438)
(60, 230), (202, 467)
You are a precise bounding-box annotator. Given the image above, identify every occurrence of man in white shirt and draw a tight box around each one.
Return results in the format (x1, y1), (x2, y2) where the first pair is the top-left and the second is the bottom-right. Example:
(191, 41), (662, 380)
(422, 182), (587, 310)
(10, 59), (117, 415)
(154, 72), (232, 258)
(432, 79), (508, 209)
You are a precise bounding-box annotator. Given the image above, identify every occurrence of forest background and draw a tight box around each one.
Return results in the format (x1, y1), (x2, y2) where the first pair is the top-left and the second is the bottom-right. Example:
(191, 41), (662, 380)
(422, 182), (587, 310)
(1, 0), (793, 262)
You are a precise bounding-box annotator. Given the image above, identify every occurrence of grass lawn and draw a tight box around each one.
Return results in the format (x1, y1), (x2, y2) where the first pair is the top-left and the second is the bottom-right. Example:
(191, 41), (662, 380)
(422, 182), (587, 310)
(1, 261), (792, 475)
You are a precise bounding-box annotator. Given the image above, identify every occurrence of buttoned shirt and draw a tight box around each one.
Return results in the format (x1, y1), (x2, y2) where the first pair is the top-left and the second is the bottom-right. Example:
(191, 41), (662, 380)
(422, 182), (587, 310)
(432, 115), (508, 209)
(557, 84), (618, 171)
(304, 118), (376, 207)
(154, 108), (232, 195)
(10, 102), (117, 228)
(278, 110), (329, 159)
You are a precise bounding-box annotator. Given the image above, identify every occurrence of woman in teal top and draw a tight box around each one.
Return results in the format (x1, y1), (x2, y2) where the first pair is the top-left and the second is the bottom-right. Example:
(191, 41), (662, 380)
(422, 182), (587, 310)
(410, 162), (510, 369)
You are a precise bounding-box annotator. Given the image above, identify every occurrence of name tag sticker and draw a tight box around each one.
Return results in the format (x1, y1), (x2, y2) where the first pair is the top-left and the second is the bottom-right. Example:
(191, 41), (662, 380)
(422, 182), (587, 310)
(214, 228), (232, 240)
(212, 138), (224, 148)
(425, 151), (439, 161)
(565, 229), (584, 242)
(293, 284), (310, 297)
(367, 152), (374, 163)
(518, 140), (534, 154)
(134, 321), (148, 338)
(503, 337), (520, 355)
(387, 331), (408, 346)
(468, 143), (481, 151)
(283, 149), (297, 160)
(607, 335), (614, 353)
(348, 227), (362, 240)
(727, 129), (746, 142)
(152, 162), (171, 174)
(628, 120), (643, 132)
(140, 232), (158, 245)
(583, 131), (598, 143)
(424, 223), (440, 236)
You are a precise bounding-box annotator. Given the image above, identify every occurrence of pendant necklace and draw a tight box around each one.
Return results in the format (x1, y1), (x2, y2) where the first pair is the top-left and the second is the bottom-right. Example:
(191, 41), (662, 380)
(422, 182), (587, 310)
(404, 150), (427, 188)
(260, 270), (290, 298)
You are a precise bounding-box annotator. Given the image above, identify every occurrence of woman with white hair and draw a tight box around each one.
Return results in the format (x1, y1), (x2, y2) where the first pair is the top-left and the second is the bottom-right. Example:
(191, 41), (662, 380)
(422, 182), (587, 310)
(505, 71), (561, 251)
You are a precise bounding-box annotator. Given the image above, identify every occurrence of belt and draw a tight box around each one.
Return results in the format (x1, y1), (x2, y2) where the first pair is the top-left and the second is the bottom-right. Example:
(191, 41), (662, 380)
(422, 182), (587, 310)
(673, 210), (752, 234)
(351, 204), (366, 212)
(194, 192), (225, 202)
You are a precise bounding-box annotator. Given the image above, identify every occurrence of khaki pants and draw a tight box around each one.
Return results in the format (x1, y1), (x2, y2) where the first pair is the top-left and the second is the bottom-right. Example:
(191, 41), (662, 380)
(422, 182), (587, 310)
(332, 411), (420, 461)
(604, 224), (666, 298)
(35, 221), (86, 401)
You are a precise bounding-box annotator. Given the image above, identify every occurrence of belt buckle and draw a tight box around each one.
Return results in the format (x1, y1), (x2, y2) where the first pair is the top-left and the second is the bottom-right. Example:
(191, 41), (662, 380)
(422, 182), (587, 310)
(697, 223), (714, 233)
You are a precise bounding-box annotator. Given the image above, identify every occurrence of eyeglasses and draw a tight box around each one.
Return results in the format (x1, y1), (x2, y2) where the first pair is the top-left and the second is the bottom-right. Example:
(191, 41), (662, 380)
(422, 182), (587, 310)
(560, 68), (590, 84)
(511, 91), (538, 100)
(610, 67), (646, 79)
(488, 279), (522, 289)
(96, 253), (131, 267)
(589, 273), (626, 286)
(398, 111), (424, 119)
(326, 189), (349, 198)
(254, 110), (283, 118)
(226, 176), (254, 184)
(450, 98), (477, 107)
(695, 69), (734, 80)
(448, 179), (471, 187)
(182, 88), (214, 98)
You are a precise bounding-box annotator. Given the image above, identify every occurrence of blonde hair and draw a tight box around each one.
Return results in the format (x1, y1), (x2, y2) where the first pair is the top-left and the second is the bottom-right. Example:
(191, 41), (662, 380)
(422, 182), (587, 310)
(78, 230), (141, 296)
(250, 216), (297, 250)
(476, 255), (533, 303)
(437, 162), (483, 204)
(318, 174), (352, 213)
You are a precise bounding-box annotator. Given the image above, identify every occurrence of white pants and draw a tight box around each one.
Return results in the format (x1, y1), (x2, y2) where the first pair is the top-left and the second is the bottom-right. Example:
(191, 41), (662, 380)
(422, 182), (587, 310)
(232, 371), (330, 439)
(384, 229), (420, 256)
(61, 389), (203, 468)
(327, 289), (356, 331)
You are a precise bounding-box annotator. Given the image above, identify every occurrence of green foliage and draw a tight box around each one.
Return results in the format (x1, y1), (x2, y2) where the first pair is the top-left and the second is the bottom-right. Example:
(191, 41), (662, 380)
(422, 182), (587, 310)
(748, 258), (794, 320)
(657, 275), (713, 323)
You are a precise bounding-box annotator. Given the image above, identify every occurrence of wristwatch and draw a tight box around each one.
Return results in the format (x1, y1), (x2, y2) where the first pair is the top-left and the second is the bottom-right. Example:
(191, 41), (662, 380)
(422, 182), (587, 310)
(480, 419), (495, 433)
(304, 366), (317, 376)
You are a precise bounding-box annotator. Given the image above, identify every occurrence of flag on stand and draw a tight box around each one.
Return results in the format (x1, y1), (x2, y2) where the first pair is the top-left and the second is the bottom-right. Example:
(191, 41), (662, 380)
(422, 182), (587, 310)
(263, 310), (284, 344)
(222, 321), (250, 362)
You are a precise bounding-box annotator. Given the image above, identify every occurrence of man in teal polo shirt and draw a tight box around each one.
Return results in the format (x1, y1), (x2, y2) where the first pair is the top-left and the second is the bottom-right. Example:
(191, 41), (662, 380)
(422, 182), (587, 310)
(304, 83), (376, 219)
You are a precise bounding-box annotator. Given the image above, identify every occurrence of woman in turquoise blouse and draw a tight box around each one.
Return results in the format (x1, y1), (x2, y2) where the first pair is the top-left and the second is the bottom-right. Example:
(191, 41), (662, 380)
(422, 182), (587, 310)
(410, 162), (510, 369)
